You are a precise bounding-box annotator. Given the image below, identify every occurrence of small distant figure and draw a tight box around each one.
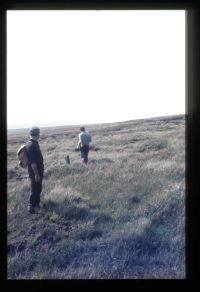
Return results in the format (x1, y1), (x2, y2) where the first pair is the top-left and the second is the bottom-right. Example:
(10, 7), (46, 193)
(26, 126), (44, 214)
(64, 155), (70, 165)
(77, 126), (92, 164)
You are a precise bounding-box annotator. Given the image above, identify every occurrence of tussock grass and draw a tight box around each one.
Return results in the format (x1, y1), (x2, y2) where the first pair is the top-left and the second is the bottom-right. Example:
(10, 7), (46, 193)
(7, 114), (185, 279)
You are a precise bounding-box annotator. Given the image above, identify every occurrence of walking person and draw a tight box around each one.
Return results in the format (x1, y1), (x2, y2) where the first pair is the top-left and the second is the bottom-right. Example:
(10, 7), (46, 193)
(77, 126), (92, 164)
(26, 126), (44, 213)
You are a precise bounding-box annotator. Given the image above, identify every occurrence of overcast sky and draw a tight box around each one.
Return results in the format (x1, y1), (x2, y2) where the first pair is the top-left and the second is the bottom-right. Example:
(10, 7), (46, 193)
(7, 10), (185, 129)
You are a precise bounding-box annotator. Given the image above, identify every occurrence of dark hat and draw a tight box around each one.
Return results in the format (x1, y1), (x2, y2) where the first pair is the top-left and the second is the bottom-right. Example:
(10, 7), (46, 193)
(29, 126), (40, 136)
(80, 126), (85, 131)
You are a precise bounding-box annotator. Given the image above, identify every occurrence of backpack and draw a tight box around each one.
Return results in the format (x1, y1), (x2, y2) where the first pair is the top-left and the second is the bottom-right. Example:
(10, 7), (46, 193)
(17, 145), (29, 168)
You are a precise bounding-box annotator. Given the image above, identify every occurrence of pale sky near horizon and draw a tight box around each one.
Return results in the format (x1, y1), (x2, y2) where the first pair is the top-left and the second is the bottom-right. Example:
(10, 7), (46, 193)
(7, 10), (185, 129)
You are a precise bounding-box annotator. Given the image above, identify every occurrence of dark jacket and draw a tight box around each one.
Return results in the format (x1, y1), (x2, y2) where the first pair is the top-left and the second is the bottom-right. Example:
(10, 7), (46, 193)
(26, 139), (44, 179)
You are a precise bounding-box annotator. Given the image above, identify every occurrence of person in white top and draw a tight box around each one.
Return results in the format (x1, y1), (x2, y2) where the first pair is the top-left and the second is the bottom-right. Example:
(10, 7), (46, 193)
(77, 126), (92, 164)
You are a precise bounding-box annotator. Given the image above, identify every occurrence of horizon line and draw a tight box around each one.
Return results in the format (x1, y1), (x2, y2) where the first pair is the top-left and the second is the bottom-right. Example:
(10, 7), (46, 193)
(7, 114), (185, 131)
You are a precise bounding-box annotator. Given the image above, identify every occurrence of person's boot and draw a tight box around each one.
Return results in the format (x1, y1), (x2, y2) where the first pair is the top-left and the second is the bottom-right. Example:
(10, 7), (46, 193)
(28, 205), (35, 214)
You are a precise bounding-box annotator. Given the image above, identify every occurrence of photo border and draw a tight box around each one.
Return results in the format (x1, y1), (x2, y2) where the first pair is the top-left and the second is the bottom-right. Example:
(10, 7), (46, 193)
(1, 0), (199, 288)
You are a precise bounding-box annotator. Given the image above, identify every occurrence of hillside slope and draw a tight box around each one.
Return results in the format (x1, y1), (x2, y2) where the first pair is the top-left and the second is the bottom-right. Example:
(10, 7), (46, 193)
(7, 115), (185, 279)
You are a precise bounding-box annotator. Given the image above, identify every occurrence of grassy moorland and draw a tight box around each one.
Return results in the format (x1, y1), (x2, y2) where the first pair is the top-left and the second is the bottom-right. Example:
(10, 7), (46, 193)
(7, 115), (185, 279)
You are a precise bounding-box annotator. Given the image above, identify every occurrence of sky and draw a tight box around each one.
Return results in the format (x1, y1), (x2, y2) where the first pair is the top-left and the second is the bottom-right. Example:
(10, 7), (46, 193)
(7, 10), (185, 129)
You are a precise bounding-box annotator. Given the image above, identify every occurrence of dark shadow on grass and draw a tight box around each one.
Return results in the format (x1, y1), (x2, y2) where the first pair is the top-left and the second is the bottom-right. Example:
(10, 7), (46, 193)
(43, 199), (92, 221)
(105, 211), (185, 279)
(78, 229), (103, 241)
(93, 213), (113, 226)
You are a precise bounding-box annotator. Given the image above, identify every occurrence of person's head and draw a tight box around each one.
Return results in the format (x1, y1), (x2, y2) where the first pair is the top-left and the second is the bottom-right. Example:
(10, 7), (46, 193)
(29, 126), (40, 140)
(80, 126), (85, 132)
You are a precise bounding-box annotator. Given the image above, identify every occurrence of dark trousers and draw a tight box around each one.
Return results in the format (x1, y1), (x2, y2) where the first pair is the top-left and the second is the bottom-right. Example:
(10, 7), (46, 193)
(29, 179), (42, 208)
(80, 145), (89, 163)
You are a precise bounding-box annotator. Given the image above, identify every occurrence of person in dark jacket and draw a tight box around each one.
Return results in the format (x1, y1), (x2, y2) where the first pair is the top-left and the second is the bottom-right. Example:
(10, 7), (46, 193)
(26, 126), (44, 213)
